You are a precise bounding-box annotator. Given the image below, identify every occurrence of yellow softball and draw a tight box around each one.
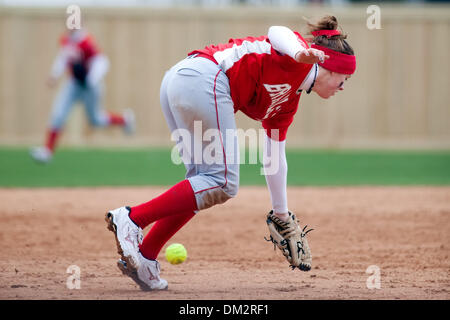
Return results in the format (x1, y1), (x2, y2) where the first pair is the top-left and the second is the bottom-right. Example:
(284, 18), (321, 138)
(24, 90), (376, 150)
(165, 243), (187, 265)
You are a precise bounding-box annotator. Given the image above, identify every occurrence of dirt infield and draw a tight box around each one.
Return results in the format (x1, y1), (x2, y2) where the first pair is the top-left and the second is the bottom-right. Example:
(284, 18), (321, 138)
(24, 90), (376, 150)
(0, 186), (449, 300)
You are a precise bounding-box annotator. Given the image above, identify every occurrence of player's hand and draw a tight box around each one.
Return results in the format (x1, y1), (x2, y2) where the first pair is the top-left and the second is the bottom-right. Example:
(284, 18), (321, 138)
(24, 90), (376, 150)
(47, 76), (57, 88)
(295, 48), (329, 64)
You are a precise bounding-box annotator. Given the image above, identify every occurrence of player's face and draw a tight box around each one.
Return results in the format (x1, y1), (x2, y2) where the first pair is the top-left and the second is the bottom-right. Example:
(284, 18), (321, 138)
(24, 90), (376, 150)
(313, 68), (351, 99)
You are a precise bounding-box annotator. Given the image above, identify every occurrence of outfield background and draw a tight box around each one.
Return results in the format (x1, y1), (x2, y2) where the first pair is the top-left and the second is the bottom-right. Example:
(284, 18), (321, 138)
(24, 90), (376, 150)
(0, 147), (449, 187)
(0, 3), (449, 151)
(0, 2), (449, 188)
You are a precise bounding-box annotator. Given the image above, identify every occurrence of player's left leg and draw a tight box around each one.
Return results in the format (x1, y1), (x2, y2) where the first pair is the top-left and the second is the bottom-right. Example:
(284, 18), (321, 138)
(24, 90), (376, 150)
(106, 57), (238, 291)
(82, 83), (135, 134)
(131, 67), (199, 264)
(134, 56), (239, 258)
(105, 67), (199, 289)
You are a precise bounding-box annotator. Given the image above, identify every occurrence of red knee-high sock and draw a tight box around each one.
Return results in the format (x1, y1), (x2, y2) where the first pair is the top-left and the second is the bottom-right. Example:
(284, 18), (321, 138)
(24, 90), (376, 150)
(139, 210), (195, 260)
(129, 179), (198, 229)
(45, 129), (60, 153)
(108, 112), (125, 126)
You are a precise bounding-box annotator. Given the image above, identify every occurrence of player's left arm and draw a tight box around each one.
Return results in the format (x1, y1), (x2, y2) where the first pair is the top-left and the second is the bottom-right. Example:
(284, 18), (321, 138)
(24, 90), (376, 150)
(263, 131), (288, 215)
(263, 128), (314, 271)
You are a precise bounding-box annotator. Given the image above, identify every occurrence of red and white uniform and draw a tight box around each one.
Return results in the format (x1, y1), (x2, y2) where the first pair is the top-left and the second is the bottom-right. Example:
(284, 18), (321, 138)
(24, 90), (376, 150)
(51, 30), (108, 87)
(60, 32), (98, 68)
(189, 29), (314, 141)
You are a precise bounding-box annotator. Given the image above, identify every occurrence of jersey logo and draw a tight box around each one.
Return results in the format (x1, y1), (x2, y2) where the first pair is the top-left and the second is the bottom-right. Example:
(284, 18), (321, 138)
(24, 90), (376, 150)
(263, 83), (292, 120)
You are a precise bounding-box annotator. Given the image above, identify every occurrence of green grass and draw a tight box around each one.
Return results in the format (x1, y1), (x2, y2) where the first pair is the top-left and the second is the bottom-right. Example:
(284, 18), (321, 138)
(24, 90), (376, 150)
(0, 147), (449, 187)
(285, 149), (450, 186)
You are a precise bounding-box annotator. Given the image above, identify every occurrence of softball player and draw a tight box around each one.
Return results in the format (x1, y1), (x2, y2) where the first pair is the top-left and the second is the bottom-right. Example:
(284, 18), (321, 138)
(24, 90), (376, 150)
(106, 15), (356, 290)
(30, 29), (135, 163)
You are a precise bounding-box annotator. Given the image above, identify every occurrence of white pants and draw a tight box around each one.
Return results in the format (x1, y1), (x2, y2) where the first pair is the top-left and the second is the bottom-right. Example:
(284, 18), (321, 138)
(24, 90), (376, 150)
(160, 56), (240, 210)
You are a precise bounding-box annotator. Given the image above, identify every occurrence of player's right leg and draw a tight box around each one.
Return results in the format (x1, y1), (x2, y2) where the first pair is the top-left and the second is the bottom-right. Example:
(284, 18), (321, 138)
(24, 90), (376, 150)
(106, 57), (239, 291)
(168, 57), (240, 209)
(136, 56), (240, 266)
(30, 80), (80, 163)
(82, 83), (136, 134)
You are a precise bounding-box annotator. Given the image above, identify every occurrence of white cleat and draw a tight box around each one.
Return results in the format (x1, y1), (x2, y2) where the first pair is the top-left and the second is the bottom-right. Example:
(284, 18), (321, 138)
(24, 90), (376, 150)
(123, 108), (136, 135)
(30, 146), (53, 164)
(117, 252), (168, 291)
(105, 206), (143, 269)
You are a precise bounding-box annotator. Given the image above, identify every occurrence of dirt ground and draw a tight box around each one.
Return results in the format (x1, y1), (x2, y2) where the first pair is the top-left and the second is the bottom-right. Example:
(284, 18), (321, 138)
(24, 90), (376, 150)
(0, 186), (449, 300)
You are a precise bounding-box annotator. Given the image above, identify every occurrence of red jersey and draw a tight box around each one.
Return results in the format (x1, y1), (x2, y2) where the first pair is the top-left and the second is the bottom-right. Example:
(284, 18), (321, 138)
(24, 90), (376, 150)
(60, 31), (99, 72)
(189, 32), (312, 141)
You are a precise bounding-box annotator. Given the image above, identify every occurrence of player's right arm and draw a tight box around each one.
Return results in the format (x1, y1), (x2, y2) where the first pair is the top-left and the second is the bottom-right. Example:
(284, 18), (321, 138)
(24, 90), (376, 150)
(268, 26), (329, 64)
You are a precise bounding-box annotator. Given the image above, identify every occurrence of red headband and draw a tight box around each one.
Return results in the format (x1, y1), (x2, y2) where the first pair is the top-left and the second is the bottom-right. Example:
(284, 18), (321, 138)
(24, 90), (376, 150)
(311, 30), (341, 38)
(311, 44), (356, 75)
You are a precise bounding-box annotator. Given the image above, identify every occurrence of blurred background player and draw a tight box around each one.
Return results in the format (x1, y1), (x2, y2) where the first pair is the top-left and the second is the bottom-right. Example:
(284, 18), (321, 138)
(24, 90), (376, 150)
(30, 28), (135, 163)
